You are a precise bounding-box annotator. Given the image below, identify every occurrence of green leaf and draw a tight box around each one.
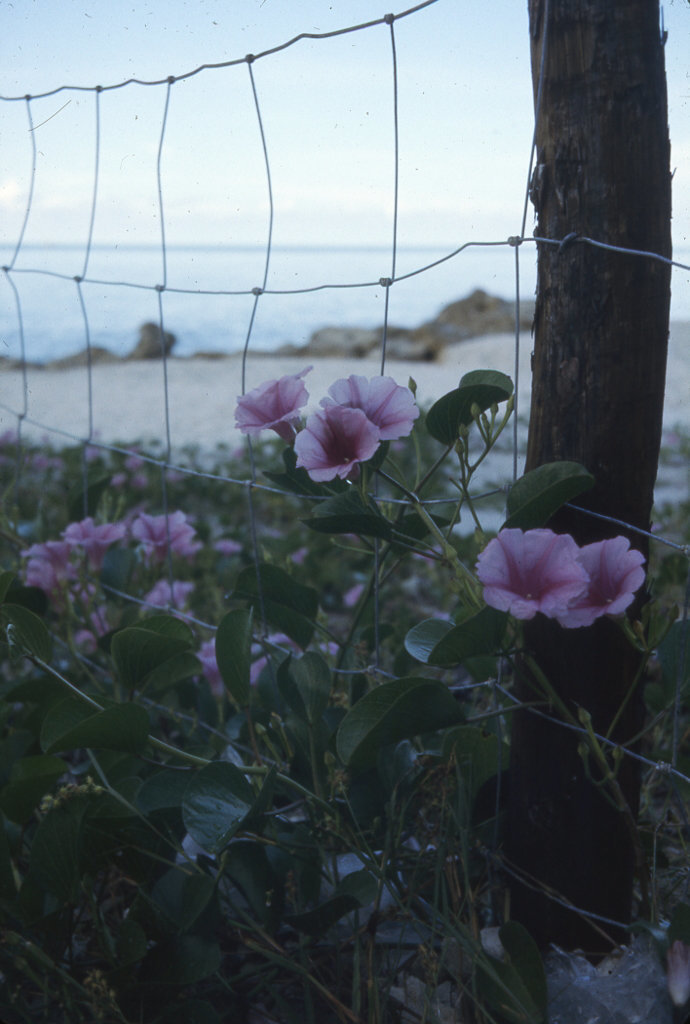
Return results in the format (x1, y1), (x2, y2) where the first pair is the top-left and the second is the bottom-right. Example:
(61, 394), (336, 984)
(428, 607), (508, 667)
(144, 652), (202, 695)
(289, 652), (332, 725)
(500, 922), (547, 1017)
(286, 870), (377, 937)
(658, 621), (690, 702)
(152, 868), (216, 934)
(404, 618), (455, 663)
(111, 623), (193, 691)
(303, 488), (392, 540)
(41, 700), (150, 755)
(263, 445), (337, 497)
(154, 1000), (220, 1024)
(140, 935), (221, 986)
(477, 921), (546, 1024)
(1, 603), (52, 662)
(285, 893), (362, 937)
(136, 615), (196, 645)
(216, 607), (254, 706)
(86, 777), (140, 819)
(116, 918), (148, 966)
(30, 800), (88, 903)
(389, 511), (450, 554)
(182, 762), (255, 854)
(669, 903), (690, 944)
(405, 608), (507, 667)
(0, 571), (15, 603)
(504, 461), (594, 529)
(276, 654), (304, 716)
(0, 812), (18, 901)
(224, 840), (281, 929)
(100, 547), (135, 593)
(336, 677), (465, 769)
(425, 369), (513, 445)
(233, 563), (318, 650)
(0, 754), (69, 823)
(337, 867), (379, 906)
(0, 731), (38, 787)
(137, 768), (193, 813)
(68, 473), (112, 521)
(39, 696), (93, 750)
(441, 726), (501, 804)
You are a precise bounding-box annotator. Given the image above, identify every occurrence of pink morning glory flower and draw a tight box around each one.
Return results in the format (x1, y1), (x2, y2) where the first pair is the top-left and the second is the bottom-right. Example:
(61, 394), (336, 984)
(343, 582), (365, 608)
(198, 638), (223, 697)
(214, 538), (243, 557)
(554, 536), (646, 628)
(235, 366), (312, 442)
(73, 601), (110, 652)
(250, 633), (300, 684)
(321, 375), (419, 441)
(143, 578), (195, 611)
(62, 517), (126, 571)
(131, 511), (201, 563)
(667, 940), (690, 1008)
(294, 404), (381, 481)
(476, 528), (589, 621)
(22, 540), (75, 601)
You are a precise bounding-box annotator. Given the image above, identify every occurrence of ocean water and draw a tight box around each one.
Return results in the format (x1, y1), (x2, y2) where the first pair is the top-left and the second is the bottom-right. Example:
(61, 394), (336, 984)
(2, 242), (689, 364)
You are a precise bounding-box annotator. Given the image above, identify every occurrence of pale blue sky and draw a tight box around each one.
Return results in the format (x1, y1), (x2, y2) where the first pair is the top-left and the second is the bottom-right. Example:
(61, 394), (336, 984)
(1, 0), (689, 251)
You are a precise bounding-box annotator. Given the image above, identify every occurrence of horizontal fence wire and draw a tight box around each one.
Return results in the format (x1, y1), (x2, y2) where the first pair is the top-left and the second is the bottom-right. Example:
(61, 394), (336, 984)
(1, 0), (690, 930)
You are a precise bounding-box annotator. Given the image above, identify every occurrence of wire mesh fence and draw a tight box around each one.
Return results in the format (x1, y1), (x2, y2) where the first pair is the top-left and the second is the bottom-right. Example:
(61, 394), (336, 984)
(1, 0), (690, 946)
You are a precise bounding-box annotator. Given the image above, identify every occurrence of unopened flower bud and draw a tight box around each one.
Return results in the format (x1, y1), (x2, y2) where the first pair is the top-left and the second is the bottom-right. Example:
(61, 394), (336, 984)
(667, 939), (690, 1007)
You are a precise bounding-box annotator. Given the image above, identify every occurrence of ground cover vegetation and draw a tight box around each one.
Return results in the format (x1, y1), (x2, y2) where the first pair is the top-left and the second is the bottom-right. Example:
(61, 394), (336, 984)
(0, 368), (689, 1023)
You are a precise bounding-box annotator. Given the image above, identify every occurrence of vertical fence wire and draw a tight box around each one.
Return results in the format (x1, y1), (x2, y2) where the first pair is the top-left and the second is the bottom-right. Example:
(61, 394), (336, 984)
(7, 98), (37, 271)
(370, 15), (403, 672)
(2, 97), (37, 540)
(76, 87), (103, 514)
(243, 56), (277, 652)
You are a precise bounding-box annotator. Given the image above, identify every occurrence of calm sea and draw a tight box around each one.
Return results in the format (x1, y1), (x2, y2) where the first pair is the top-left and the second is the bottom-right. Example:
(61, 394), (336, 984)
(2, 243), (689, 364)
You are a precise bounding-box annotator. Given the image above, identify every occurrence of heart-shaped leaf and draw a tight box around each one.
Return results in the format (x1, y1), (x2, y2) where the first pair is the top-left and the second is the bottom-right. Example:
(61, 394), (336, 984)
(477, 920), (547, 1023)
(288, 652), (332, 725)
(430, 607), (508, 666)
(404, 618), (455, 663)
(504, 461), (594, 530)
(1, 603), (52, 662)
(0, 754), (69, 823)
(215, 607), (254, 706)
(41, 700), (150, 755)
(111, 623), (193, 691)
(233, 564), (318, 650)
(426, 370), (513, 445)
(336, 677), (464, 769)
(182, 762), (256, 853)
(303, 488), (392, 540)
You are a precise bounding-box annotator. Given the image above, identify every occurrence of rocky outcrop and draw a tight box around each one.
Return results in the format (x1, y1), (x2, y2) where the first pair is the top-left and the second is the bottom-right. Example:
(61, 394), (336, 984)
(433, 289), (534, 341)
(127, 321), (176, 359)
(276, 326), (381, 359)
(45, 346), (121, 370)
(282, 290), (534, 362)
(0, 293), (534, 369)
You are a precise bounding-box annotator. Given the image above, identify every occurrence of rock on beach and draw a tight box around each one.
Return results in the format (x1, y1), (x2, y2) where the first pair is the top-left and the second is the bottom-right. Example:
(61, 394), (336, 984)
(0, 289), (532, 371)
(275, 290), (535, 361)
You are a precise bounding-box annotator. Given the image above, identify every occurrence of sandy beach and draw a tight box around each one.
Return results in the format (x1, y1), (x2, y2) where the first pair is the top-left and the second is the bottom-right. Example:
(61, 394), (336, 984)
(2, 325), (689, 453)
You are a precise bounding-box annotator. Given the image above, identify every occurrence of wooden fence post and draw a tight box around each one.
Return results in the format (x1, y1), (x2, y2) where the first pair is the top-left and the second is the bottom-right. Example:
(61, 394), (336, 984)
(507, 0), (672, 952)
